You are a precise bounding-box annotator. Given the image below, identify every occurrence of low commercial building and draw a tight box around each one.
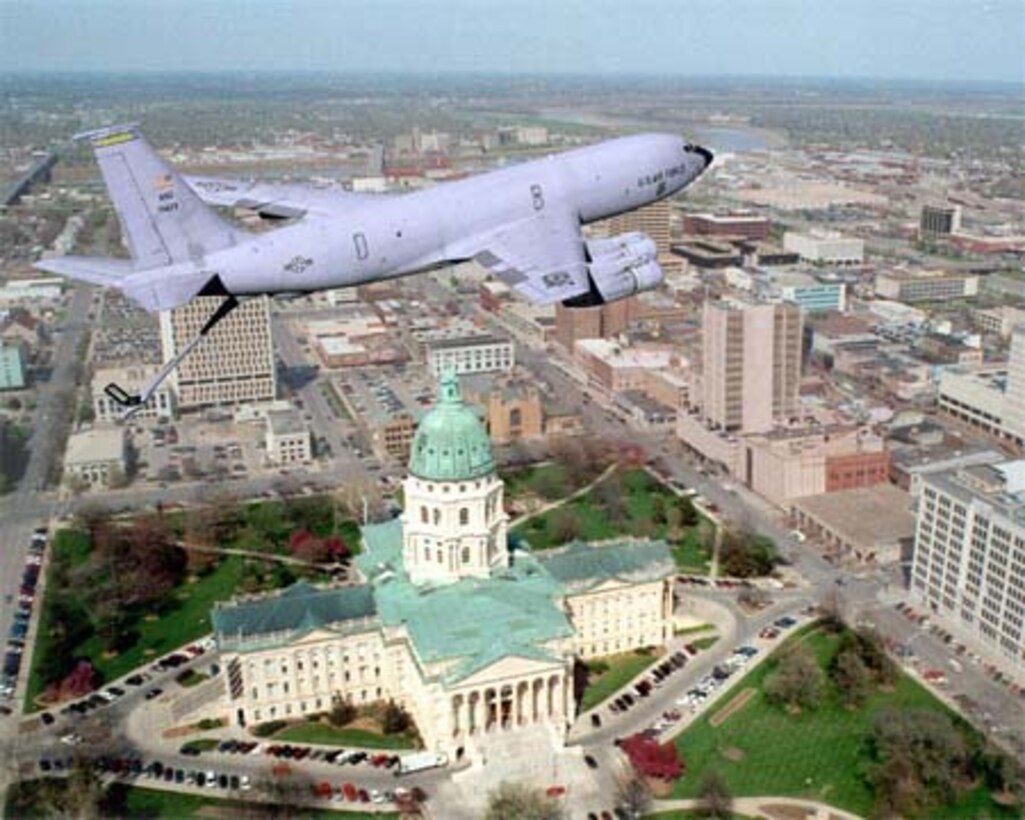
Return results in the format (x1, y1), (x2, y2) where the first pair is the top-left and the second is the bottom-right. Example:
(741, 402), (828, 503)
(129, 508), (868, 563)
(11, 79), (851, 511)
(266, 410), (312, 465)
(889, 445), (1004, 497)
(93, 365), (175, 422)
(783, 230), (864, 266)
(681, 211), (771, 241)
(758, 270), (847, 314)
(790, 483), (915, 566)
(875, 270), (979, 303)
(574, 339), (676, 394)
(973, 306), (1025, 339)
(912, 461), (1025, 681)
(426, 335), (514, 377)
(64, 428), (125, 487)
(0, 340), (26, 391)
(676, 416), (889, 508)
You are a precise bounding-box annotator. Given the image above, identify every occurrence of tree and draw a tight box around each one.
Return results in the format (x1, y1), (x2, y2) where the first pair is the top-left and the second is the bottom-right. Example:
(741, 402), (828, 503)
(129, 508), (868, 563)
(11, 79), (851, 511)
(615, 774), (652, 817)
(697, 769), (733, 819)
(832, 647), (871, 707)
(763, 644), (825, 711)
(484, 782), (565, 820)
(867, 708), (968, 816)
(665, 505), (684, 540)
(328, 696), (356, 728)
(531, 466), (569, 501)
(651, 494), (667, 526)
(594, 473), (627, 523)
(105, 464), (128, 489)
(550, 509), (582, 543)
(719, 529), (779, 578)
(678, 497), (699, 527)
(382, 699), (412, 735)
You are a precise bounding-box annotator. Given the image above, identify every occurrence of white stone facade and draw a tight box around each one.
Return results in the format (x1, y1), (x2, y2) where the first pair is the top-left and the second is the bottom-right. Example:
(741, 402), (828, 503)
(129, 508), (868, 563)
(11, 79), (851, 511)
(400, 472), (509, 585)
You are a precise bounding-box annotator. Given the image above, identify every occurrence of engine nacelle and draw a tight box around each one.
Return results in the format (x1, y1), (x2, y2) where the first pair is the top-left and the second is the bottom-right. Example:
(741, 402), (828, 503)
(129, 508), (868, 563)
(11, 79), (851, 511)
(580, 231), (663, 303)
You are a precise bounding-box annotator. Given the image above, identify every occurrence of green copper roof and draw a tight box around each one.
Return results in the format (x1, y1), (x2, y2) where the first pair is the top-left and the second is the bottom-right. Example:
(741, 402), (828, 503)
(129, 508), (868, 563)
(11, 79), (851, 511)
(212, 581), (377, 643)
(355, 518), (573, 683)
(537, 539), (676, 594)
(408, 371), (495, 482)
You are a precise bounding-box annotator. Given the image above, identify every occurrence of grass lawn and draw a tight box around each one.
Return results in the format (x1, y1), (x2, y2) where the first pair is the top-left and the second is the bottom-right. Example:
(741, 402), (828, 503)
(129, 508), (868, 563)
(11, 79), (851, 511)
(275, 722), (419, 750)
(512, 468), (704, 552)
(673, 530), (712, 574)
(117, 784), (395, 818)
(671, 626), (1018, 818)
(690, 636), (719, 652)
(26, 553), (248, 712)
(580, 649), (661, 711)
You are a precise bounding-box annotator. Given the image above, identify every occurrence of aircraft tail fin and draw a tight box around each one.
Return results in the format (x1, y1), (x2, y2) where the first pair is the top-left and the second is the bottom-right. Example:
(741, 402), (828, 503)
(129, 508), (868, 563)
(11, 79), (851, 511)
(74, 123), (242, 270)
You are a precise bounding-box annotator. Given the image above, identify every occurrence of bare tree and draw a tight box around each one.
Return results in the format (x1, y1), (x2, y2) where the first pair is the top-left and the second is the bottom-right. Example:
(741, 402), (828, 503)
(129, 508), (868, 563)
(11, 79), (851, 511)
(484, 782), (565, 820)
(697, 769), (733, 819)
(615, 773), (653, 818)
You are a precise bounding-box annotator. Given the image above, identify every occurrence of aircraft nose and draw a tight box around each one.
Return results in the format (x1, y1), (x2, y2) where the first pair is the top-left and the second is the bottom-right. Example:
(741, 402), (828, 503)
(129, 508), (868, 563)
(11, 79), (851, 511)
(684, 142), (717, 170)
(692, 144), (714, 169)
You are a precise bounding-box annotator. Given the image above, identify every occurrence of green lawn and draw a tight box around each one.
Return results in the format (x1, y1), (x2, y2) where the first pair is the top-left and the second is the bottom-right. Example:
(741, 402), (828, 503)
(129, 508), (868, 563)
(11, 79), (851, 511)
(275, 722), (419, 750)
(580, 649), (661, 711)
(512, 468), (704, 552)
(673, 530), (712, 574)
(25, 554), (248, 712)
(117, 784), (395, 818)
(690, 636), (719, 652)
(671, 626), (1017, 818)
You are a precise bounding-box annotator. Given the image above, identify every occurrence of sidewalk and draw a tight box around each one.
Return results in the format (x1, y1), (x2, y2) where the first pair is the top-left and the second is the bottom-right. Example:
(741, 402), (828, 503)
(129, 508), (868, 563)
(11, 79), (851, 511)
(653, 795), (865, 820)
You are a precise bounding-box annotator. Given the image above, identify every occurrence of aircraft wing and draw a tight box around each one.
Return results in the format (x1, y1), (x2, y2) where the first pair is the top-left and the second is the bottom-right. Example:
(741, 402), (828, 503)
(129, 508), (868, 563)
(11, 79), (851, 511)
(459, 208), (590, 305)
(183, 176), (380, 219)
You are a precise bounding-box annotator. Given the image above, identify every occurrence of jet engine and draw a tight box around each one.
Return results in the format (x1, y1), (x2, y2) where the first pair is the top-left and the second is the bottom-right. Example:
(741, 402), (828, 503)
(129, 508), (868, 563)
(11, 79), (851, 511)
(564, 231), (663, 306)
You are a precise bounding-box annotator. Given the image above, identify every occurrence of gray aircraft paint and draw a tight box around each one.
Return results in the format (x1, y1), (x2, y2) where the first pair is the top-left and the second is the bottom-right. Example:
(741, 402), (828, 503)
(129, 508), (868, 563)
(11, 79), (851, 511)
(37, 127), (711, 311)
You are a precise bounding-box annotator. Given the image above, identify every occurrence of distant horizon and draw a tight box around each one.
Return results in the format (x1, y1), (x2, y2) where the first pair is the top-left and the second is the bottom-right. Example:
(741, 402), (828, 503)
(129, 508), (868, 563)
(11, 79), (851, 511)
(0, 68), (1020, 93)
(1, 0), (1020, 84)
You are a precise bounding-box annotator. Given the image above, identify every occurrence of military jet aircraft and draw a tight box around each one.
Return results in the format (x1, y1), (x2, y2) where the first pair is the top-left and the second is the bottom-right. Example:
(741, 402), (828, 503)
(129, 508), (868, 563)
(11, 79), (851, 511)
(36, 124), (711, 417)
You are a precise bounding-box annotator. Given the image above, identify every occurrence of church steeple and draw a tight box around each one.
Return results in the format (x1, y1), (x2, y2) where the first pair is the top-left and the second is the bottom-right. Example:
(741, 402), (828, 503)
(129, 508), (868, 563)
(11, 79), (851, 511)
(400, 372), (509, 585)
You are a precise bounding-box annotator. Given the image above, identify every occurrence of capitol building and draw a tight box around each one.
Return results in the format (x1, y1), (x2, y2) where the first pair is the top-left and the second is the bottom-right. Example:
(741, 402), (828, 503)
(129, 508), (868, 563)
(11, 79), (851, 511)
(212, 373), (674, 757)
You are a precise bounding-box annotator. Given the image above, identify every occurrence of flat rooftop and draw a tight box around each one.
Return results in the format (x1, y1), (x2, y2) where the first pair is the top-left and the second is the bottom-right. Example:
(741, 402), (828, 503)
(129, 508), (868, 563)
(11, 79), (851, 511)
(792, 484), (915, 549)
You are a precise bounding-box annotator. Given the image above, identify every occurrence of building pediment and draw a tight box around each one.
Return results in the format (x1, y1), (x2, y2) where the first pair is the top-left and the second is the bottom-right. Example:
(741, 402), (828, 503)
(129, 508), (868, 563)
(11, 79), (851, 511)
(454, 652), (564, 689)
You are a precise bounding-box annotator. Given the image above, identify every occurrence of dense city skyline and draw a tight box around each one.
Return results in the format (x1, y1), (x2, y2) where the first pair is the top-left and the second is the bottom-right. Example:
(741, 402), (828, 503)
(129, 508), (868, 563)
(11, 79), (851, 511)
(1, 0), (1022, 83)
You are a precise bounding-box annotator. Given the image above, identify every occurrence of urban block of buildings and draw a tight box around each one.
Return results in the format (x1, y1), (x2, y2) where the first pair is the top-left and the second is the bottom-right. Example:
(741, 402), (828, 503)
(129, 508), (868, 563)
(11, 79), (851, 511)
(212, 374), (675, 755)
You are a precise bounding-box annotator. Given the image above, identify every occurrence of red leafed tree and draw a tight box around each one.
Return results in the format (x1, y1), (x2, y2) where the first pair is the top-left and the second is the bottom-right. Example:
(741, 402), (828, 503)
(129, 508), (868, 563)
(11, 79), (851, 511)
(620, 734), (684, 781)
(288, 529), (316, 554)
(46, 660), (98, 703)
(323, 535), (349, 561)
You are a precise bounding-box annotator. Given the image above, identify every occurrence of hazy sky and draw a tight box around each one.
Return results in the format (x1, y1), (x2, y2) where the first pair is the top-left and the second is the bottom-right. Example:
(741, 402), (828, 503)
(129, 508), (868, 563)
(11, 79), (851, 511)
(1, 0), (1021, 83)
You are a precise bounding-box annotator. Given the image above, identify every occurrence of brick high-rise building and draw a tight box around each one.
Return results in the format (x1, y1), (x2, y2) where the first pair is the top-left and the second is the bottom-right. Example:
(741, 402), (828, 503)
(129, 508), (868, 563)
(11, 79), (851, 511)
(160, 296), (276, 409)
(701, 299), (802, 434)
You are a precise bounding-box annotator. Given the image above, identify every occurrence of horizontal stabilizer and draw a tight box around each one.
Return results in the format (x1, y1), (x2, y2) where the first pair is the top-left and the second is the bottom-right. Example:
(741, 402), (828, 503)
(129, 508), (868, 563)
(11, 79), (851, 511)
(34, 255), (135, 287)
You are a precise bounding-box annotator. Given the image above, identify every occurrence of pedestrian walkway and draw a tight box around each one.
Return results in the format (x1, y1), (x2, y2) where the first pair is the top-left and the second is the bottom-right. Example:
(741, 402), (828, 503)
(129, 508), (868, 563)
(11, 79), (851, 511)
(652, 795), (865, 820)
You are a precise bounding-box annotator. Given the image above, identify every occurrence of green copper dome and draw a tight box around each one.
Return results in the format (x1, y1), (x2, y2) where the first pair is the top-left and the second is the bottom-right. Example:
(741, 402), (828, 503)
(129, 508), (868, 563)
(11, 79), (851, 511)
(409, 371), (495, 481)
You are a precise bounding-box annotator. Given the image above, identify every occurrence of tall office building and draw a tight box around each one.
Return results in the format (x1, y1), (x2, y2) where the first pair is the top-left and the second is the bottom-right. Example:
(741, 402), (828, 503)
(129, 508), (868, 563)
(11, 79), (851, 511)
(160, 296), (276, 409)
(1003, 325), (1025, 437)
(701, 299), (802, 434)
(598, 199), (673, 258)
(912, 460), (1025, 678)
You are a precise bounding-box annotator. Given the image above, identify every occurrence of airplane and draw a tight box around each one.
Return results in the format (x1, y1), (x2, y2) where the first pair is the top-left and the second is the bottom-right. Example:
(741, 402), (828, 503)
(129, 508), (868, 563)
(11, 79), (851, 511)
(35, 124), (712, 418)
